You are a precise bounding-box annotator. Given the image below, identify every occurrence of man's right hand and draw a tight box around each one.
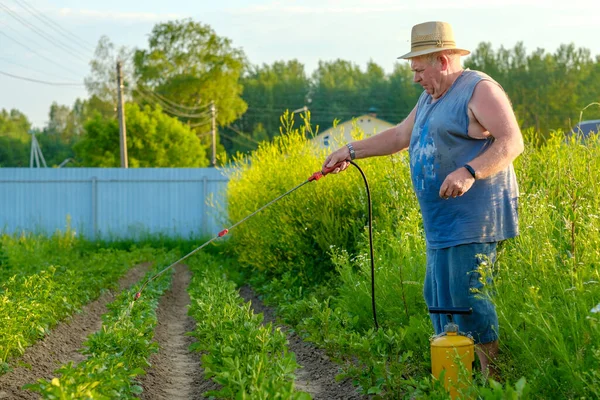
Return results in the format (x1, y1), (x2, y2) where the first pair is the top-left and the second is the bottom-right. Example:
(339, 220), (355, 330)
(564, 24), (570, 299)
(322, 145), (352, 174)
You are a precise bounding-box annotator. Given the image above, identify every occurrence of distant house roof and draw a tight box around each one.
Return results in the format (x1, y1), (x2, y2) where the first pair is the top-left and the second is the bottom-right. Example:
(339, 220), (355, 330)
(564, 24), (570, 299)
(570, 119), (600, 139)
(312, 114), (395, 149)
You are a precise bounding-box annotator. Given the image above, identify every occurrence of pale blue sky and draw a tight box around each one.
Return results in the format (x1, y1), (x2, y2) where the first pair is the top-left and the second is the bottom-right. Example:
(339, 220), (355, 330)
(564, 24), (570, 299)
(1, 0), (599, 128)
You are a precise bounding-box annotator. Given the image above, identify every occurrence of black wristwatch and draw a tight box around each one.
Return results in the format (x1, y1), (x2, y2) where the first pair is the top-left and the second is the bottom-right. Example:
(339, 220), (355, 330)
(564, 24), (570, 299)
(464, 164), (476, 179)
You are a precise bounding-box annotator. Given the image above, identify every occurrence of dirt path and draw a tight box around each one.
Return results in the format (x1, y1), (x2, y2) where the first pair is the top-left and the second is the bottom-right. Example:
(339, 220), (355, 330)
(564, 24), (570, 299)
(0, 262), (151, 400)
(138, 264), (219, 400)
(238, 285), (368, 400)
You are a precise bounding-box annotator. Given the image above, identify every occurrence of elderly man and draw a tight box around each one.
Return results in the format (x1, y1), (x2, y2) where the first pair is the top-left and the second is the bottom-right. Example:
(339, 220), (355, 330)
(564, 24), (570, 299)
(323, 21), (524, 379)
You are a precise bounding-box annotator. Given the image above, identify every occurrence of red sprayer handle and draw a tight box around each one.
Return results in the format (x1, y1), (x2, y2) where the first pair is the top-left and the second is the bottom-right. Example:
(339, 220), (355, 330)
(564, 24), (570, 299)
(308, 161), (346, 182)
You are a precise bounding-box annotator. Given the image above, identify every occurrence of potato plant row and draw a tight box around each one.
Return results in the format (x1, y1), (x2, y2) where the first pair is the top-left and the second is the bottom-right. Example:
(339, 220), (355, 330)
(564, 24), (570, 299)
(0, 228), (84, 282)
(26, 252), (176, 398)
(0, 246), (155, 372)
(186, 254), (311, 400)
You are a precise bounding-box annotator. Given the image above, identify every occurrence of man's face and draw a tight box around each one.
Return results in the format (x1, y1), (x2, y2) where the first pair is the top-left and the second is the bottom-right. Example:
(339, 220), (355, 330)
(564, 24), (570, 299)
(411, 57), (443, 97)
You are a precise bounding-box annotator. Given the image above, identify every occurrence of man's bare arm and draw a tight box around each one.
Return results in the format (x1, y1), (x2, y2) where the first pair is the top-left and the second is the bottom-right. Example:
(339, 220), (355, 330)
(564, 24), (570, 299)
(323, 105), (417, 170)
(439, 80), (524, 198)
(467, 80), (524, 179)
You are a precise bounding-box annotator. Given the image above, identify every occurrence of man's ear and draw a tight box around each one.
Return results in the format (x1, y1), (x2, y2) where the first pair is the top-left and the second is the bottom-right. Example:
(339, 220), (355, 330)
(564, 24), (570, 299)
(439, 54), (450, 71)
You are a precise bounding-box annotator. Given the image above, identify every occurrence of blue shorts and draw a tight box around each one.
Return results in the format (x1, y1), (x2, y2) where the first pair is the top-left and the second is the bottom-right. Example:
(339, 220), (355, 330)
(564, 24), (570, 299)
(424, 242), (499, 344)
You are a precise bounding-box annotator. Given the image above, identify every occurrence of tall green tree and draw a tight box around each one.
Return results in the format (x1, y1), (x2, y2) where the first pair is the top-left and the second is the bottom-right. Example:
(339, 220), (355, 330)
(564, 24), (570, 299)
(0, 109), (30, 141)
(237, 60), (310, 142)
(36, 133), (77, 167)
(0, 109), (31, 167)
(0, 137), (29, 167)
(308, 59), (420, 131)
(74, 103), (209, 167)
(133, 19), (247, 163)
(85, 35), (134, 112)
(384, 62), (421, 123)
(229, 59), (421, 148)
(0, 107), (75, 168)
(309, 59), (367, 131)
(36, 101), (76, 167)
(465, 42), (600, 135)
(578, 55), (600, 122)
(36, 99), (109, 167)
(82, 35), (125, 122)
(45, 102), (79, 139)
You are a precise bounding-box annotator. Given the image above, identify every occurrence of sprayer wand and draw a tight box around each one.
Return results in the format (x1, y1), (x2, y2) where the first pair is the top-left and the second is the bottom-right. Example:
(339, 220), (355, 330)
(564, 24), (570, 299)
(133, 162), (345, 301)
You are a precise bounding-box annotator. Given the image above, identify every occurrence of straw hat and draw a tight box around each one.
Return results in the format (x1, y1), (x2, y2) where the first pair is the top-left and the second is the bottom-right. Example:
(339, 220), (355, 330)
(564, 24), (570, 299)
(398, 21), (470, 59)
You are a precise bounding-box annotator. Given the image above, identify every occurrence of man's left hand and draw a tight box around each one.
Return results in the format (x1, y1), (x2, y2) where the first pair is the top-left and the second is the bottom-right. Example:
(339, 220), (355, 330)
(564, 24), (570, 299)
(439, 167), (475, 199)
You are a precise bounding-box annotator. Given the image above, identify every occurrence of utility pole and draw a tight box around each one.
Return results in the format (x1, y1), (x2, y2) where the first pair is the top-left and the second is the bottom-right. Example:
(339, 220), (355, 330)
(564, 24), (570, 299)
(211, 101), (216, 167)
(117, 61), (128, 168)
(29, 132), (47, 168)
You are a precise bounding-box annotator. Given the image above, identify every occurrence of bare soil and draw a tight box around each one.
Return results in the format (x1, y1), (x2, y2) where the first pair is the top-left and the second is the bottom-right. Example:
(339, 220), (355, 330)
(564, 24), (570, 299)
(0, 263), (369, 400)
(238, 285), (368, 400)
(138, 264), (220, 400)
(137, 272), (369, 399)
(0, 262), (150, 400)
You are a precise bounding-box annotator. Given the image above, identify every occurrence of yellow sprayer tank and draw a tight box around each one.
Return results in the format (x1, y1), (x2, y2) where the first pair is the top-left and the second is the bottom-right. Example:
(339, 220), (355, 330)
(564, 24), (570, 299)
(429, 307), (475, 399)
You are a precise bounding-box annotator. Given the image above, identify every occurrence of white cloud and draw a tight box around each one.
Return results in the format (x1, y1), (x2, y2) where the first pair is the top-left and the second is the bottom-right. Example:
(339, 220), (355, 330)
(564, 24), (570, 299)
(58, 8), (185, 22)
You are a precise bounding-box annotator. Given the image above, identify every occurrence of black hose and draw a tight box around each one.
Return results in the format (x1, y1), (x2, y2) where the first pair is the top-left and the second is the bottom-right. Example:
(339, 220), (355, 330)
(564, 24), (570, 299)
(349, 161), (378, 330)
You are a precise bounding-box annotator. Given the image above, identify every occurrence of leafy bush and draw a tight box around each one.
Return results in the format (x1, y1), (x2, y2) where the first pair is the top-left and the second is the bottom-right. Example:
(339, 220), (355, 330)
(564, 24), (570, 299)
(74, 103), (209, 167)
(225, 113), (393, 284)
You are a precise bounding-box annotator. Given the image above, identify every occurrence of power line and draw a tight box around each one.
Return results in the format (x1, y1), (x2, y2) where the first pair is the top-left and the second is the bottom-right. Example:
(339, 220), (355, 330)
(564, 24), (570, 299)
(145, 90), (212, 118)
(0, 27), (82, 76)
(12, 0), (95, 53)
(0, 1), (87, 61)
(134, 87), (213, 119)
(0, 69), (85, 86)
(133, 87), (213, 122)
(0, 55), (79, 82)
(189, 121), (211, 128)
(219, 131), (257, 150)
(132, 93), (261, 146)
(0, 16), (46, 49)
(151, 90), (211, 112)
(0, 1), (89, 63)
(243, 106), (407, 120)
(226, 124), (261, 145)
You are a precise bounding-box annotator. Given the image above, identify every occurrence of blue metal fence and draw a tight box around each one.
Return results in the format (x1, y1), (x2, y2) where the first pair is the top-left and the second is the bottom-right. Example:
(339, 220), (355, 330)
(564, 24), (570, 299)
(0, 168), (230, 239)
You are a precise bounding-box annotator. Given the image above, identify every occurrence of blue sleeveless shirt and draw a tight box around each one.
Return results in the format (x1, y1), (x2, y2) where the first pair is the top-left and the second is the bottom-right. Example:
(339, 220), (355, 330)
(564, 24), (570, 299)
(409, 69), (519, 249)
